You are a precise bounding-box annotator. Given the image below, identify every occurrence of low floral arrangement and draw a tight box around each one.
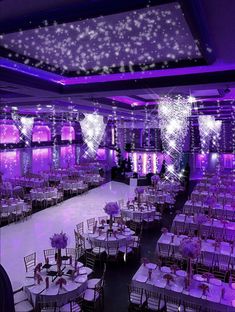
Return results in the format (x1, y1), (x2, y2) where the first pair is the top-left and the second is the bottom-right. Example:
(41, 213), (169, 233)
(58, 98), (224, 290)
(163, 273), (174, 284)
(56, 277), (67, 288)
(50, 232), (68, 249)
(199, 283), (209, 295)
(161, 227), (168, 234)
(179, 238), (201, 259)
(35, 273), (43, 285)
(104, 202), (120, 216)
(135, 187), (145, 195)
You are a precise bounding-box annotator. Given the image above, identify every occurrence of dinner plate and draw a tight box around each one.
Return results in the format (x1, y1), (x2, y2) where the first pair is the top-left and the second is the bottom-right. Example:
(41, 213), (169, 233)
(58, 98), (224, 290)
(146, 263), (157, 270)
(190, 288), (202, 298)
(78, 267), (87, 275)
(75, 275), (87, 283)
(154, 279), (166, 288)
(171, 284), (183, 292)
(135, 275), (148, 283)
(176, 270), (187, 277)
(209, 278), (222, 286)
(193, 274), (205, 282)
(161, 266), (171, 273)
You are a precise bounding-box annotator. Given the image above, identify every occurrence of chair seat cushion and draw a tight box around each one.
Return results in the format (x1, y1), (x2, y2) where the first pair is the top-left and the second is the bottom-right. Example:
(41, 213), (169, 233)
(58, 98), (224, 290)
(92, 247), (106, 254)
(83, 289), (100, 302)
(83, 266), (93, 276)
(87, 278), (101, 289)
(15, 300), (34, 312)
(14, 291), (28, 304)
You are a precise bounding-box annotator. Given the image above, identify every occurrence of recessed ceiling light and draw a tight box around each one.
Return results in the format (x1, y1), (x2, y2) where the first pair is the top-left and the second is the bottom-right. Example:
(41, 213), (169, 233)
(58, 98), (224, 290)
(46, 105), (52, 108)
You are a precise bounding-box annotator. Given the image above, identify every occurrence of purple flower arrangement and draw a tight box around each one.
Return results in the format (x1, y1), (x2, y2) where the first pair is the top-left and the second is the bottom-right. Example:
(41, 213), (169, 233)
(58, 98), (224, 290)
(50, 232), (68, 249)
(104, 202), (120, 216)
(135, 187), (145, 195)
(179, 238), (201, 259)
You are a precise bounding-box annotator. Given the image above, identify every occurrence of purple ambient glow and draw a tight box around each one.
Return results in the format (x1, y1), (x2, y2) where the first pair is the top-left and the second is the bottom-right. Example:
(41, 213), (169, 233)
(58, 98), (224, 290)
(32, 125), (51, 142)
(0, 124), (20, 144)
(60, 145), (76, 168)
(61, 126), (75, 141)
(32, 148), (52, 173)
(108, 96), (154, 106)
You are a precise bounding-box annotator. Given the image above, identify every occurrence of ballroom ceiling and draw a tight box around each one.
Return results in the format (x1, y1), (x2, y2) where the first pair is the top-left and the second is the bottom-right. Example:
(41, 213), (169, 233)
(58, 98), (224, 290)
(0, 0), (235, 121)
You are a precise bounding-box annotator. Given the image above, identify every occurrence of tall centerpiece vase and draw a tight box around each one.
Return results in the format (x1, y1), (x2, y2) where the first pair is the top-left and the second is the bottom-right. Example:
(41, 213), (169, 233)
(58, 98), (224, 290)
(179, 238), (201, 289)
(186, 258), (192, 289)
(104, 202), (120, 233)
(57, 248), (62, 276)
(109, 215), (113, 231)
(50, 232), (68, 276)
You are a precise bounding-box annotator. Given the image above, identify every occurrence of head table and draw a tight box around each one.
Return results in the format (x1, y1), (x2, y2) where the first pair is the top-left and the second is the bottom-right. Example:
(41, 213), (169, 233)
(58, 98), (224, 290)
(132, 263), (235, 312)
(24, 262), (87, 308)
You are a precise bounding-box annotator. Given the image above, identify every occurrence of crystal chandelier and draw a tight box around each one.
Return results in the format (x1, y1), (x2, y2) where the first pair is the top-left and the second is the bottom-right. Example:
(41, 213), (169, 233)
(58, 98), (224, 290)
(12, 113), (34, 146)
(198, 115), (221, 153)
(80, 113), (106, 158)
(158, 95), (192, 179)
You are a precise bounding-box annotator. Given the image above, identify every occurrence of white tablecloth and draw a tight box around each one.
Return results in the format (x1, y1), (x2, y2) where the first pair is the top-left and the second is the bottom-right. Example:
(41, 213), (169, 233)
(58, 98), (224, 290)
(132, 264), (235, 312)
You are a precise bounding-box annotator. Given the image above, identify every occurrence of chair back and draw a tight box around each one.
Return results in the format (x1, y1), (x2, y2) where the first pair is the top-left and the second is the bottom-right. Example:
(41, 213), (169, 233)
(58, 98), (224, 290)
(24, 252), (36, 272)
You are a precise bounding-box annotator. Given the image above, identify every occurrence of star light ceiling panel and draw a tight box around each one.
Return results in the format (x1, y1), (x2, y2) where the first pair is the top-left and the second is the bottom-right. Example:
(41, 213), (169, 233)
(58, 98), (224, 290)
(0, 3), (202, 76)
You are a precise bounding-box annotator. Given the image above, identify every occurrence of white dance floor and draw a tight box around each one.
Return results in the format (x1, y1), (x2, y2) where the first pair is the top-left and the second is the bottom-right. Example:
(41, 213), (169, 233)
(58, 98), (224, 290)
(0, 181), (134, 288)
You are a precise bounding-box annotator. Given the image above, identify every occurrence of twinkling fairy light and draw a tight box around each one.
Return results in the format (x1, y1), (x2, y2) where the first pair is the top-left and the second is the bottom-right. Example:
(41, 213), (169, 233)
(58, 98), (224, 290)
(158, 95), (192, 179)
(0, 4), (202, 75)
(80, 113), (106, 158)
(198, 115), (215, 154)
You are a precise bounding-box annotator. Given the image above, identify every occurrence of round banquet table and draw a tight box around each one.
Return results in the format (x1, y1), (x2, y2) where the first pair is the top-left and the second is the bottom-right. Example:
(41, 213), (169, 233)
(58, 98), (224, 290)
(88, 223), (135, 248)
(24, 263), (87, 308)
(121, 204), (155, 222)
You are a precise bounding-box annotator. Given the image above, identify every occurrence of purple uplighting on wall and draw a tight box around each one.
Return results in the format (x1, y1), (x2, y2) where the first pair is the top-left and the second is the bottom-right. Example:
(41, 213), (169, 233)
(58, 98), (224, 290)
(61, 126), (75, 141)
(60, 145), (76, 168)
(32, 147), (52, 173)
(32, 125), (51, 142)
(0, 123), (20, 144)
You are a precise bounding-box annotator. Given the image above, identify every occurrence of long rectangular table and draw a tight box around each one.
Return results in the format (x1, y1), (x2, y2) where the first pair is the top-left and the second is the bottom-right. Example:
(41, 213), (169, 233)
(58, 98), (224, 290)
(171, 214), (235, 241)
(156, 233), (235, 268)
(132, 264), (235, 312)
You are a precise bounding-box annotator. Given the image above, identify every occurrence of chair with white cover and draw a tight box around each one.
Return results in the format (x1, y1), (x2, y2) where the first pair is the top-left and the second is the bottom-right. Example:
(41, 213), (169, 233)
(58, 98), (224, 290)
(14, 287), (28, 306)
(24, 252), (36, 272)
(157, 243), (170, 259)
(127, 284), (146, 311)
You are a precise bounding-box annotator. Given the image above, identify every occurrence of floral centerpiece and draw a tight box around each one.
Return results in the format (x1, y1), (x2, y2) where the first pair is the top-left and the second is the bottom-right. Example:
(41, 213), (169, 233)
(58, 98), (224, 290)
(50, 232), (68, 275)
(104, 202), (120, 230)
(199, 283), (209, 296)
(179, 238), (201, 287)
(163, 273), (174, 285)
